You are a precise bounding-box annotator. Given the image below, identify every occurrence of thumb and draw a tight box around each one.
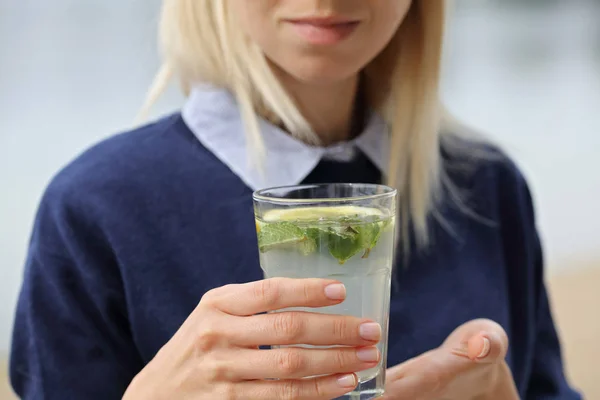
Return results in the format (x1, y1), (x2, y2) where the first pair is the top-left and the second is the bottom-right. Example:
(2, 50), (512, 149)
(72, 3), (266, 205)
(451, 330), (507, 364)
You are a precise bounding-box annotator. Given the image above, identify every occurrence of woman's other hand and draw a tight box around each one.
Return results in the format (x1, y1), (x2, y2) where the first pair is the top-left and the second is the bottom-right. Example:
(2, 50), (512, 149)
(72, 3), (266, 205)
(382, 319), (519, 400)
(123, 278), (381, 399)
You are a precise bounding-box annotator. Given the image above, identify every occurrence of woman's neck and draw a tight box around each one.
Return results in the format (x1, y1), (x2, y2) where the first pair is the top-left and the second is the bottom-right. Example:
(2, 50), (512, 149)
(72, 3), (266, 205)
(274, 67), (361, 146)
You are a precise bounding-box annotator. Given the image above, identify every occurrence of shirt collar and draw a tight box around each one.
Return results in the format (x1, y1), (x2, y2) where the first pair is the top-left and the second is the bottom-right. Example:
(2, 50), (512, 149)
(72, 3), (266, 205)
(182, 85), (389, 190)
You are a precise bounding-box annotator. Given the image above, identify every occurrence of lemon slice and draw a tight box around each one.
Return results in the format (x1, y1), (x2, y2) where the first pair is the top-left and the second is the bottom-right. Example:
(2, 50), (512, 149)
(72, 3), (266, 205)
(261, 205), (383, 223)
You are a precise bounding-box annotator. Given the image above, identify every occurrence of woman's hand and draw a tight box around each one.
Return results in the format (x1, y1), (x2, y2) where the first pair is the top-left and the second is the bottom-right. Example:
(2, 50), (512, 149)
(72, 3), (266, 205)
(382, 319), (519, 400)
(123, 278), (382, 400)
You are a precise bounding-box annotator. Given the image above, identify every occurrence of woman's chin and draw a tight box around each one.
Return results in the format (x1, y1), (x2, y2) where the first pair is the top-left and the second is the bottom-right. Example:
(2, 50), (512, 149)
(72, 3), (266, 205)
(267, 51), (364, 86)
(284, 63), (360, 86)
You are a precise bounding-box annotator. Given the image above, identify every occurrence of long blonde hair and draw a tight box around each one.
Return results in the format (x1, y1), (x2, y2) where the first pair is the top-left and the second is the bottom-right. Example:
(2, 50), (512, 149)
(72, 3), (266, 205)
(142, 0), (464, 251)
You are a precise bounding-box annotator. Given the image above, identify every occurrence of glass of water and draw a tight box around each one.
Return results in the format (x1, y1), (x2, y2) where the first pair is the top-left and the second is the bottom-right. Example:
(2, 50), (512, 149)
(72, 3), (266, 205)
(253, 183), (397, 399)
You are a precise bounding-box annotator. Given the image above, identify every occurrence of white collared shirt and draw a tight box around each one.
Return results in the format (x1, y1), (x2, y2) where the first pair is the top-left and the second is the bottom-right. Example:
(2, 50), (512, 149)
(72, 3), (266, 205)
(182, 86), (389, 190)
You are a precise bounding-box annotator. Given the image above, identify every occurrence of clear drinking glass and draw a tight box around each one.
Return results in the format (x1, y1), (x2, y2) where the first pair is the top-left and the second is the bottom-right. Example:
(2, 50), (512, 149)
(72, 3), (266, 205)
(253, 183), (397, 399)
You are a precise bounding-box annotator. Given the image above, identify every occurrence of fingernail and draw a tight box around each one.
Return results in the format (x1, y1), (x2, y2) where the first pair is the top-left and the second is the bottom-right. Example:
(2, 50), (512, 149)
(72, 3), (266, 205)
(324, 284), (346, 300)
(359, 322), (381, 341)
(337, 374), (357, 388)
(477, 337), (491, 359)
(356, 347), (380, 362)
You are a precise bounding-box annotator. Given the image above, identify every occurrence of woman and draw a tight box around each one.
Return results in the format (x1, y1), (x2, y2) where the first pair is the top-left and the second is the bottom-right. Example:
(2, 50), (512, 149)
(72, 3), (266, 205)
(10, 1), (581, 399)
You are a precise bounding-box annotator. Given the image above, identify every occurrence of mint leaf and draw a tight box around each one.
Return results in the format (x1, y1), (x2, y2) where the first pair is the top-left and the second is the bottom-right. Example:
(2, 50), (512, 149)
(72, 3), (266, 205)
(329, 221), (382, 261)
(257, 222), (306, 253)
(358, 222), (382, 258)
(327, 233), (363, 264)
(319, 221), (385, 264)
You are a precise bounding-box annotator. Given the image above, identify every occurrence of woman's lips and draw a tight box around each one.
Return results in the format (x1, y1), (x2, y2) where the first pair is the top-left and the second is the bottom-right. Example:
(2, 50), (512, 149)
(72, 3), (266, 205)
(286, 18), (360, 45)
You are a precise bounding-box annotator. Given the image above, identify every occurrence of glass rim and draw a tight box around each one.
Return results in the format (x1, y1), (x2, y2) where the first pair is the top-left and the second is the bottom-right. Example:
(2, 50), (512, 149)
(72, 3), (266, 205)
(253, 183), (397, 204)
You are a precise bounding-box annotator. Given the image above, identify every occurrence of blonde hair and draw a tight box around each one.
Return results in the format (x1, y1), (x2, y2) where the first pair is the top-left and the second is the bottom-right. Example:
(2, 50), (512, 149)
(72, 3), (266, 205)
(142, 0), (467, 252)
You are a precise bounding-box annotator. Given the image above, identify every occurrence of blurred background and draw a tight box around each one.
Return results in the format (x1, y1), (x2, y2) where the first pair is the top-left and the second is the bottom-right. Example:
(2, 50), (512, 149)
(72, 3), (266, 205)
(1, 0), (598, 398)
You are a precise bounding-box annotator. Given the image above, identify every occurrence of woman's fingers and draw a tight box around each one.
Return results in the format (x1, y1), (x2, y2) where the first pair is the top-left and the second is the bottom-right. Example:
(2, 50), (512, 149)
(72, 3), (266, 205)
(236, 373), (358, 400)
(227, 346), (380, 380)
(202, 278), (347, 315)
(231, 311), (381, 347)
(382, 320), (511, 400)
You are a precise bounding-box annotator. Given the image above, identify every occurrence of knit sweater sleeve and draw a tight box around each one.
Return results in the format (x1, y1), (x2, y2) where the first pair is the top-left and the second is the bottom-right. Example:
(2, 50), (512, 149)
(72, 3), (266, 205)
(10, 176), (143, 400)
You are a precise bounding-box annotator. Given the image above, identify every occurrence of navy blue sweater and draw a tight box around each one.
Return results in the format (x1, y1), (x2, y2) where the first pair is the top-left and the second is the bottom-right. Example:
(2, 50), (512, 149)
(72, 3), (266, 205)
(10, 115), (581, 399)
